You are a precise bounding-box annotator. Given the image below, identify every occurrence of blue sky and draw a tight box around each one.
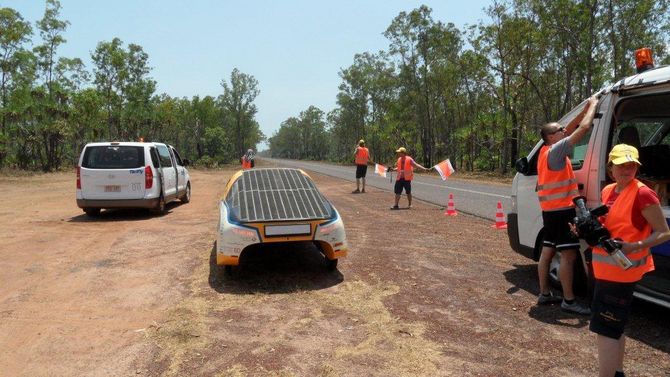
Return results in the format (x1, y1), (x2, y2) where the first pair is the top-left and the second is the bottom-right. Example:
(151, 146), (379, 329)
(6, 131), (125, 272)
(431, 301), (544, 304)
(5, 0), (492, 147)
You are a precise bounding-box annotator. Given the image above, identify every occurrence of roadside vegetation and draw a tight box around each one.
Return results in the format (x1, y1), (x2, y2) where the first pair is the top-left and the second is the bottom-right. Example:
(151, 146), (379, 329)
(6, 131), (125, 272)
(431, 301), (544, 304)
(1, 1), (669, 174)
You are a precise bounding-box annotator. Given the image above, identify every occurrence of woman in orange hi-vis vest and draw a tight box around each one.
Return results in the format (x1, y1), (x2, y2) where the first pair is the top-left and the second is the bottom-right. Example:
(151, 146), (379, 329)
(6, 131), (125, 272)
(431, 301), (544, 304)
(590, 144), (670, 377)
(387, 147), (429, 210)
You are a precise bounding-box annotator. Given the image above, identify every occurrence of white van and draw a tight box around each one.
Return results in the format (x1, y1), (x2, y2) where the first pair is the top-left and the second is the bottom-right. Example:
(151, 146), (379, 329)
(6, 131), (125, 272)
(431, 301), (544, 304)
(507, 55), (670, 309)
(76, 142), (191, 216)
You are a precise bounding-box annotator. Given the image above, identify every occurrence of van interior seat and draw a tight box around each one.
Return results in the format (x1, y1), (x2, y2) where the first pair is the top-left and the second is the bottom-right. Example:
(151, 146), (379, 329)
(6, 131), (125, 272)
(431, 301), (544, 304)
(617, 126), (642, 150)
(639, 144), (670, 179)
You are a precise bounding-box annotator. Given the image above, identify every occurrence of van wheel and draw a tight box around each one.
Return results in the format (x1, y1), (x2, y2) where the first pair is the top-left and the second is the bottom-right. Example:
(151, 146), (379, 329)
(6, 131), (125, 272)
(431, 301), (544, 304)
(151, 195), (166, 215)
(325, 258), (338, 271)
(84, 208), (101, 217)
(181, 183), (191, 203)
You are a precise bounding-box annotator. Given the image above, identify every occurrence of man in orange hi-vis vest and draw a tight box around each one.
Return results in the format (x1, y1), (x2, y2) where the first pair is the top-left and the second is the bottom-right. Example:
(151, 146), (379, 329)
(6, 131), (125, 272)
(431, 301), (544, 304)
(535, 95), (598, 315)
(387, 147), (429, 210)
(589, 144), (670, 377)
(352, 140), (371, 193)
(241, 149), (254, 170)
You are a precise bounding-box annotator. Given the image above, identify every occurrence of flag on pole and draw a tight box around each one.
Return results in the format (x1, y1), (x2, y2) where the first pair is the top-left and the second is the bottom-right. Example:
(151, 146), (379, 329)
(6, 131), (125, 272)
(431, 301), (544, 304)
(375, 163), (387, 178)
(434, 159), (455, 180)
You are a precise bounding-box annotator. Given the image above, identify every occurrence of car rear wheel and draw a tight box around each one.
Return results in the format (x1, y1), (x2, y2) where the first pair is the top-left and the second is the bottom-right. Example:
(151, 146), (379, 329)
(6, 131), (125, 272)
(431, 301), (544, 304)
(84, 208), (101, 217)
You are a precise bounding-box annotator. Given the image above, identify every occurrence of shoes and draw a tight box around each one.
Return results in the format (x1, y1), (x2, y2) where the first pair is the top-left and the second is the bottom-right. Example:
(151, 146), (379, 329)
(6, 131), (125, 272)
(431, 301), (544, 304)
(561, 300), (591, 315)
(361, 189), (366, 193)
(537, 292), (562, 305)
(390, 205), (399, 210)
(351, 189), (360, 194)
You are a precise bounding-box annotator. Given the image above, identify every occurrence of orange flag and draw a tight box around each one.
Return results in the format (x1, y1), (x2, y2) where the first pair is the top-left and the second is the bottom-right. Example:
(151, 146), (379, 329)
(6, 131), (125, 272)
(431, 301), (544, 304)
(434, 159), (454, 180)
(375, 163), (387, 178)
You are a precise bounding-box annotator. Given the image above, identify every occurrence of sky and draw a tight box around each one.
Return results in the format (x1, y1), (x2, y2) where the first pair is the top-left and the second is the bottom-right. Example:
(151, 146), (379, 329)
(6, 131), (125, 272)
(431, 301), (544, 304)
(5, 0), (492, 149)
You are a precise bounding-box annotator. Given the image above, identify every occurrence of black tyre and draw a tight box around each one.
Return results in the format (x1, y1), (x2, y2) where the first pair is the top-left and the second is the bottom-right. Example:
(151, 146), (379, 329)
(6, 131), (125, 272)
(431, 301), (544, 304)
(84, 208), (101, 217)
(181, 183), (191, 203)
(224, 265), (233, 276)
(325, 258), (338, 271)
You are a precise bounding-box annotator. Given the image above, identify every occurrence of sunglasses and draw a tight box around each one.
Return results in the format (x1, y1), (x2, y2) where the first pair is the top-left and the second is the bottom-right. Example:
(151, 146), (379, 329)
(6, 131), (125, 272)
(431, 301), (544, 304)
(547, 126), (565, 135)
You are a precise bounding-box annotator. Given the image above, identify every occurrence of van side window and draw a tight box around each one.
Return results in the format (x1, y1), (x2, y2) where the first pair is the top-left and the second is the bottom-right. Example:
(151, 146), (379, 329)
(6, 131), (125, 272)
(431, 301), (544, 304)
(157, 145), (173, 167)
(150, 147), (161, 168)
(555, 99), (592, 170)
(171, 147), (184, 166)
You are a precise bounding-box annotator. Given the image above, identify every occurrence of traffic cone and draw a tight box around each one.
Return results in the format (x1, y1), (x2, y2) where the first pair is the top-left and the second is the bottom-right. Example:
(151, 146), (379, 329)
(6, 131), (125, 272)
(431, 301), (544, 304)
(492, 201), (507, 229)
(444, 193), (457, 216)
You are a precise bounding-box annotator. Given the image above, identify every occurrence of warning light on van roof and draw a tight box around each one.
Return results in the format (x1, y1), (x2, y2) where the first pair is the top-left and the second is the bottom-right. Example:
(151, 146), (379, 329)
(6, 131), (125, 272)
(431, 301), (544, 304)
(635, 48), (654, 73)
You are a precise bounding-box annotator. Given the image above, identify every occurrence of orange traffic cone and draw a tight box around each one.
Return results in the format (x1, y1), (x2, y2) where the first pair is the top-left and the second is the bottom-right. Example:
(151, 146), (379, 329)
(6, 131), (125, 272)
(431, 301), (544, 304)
(492, 201), (507, 229)
(444, 193), (457, 216)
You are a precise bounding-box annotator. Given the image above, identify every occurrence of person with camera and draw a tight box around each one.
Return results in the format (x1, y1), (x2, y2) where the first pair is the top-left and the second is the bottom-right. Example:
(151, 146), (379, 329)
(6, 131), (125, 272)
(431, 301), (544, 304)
(535, 95), (599, 315)
(589, 144), (670, 377)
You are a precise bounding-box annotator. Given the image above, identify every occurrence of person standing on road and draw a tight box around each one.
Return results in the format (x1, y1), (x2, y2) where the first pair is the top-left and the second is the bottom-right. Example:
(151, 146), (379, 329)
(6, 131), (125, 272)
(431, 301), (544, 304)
(535, 95), (599, 315)
(387, 147), (429, 210)
(589, 144), (670, 377)
(352, 140), (370, 193)
(241, 149), (254, 170)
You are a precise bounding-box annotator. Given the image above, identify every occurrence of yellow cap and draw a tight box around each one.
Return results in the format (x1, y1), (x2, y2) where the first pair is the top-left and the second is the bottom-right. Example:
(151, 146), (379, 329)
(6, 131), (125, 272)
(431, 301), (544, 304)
(395, 147), (406, 154)
(608, 144), (641, 165)
(358, 139), (365, 145)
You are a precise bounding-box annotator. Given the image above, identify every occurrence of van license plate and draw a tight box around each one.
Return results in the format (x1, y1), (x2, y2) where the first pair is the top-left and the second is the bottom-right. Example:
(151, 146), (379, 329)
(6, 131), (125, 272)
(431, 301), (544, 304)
(104, 185), (121, 192)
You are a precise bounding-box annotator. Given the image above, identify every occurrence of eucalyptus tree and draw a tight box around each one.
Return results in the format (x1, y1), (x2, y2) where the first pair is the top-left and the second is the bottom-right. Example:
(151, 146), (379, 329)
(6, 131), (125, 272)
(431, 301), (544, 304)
(92, 37), (126, 139)
(0, 7), (32, 166)
(219, 68), (262, 158)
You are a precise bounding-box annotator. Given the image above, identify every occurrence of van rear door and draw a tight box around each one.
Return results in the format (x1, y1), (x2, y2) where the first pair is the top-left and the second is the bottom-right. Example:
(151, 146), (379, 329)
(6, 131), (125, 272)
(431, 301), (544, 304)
(79, 145), (147, 200)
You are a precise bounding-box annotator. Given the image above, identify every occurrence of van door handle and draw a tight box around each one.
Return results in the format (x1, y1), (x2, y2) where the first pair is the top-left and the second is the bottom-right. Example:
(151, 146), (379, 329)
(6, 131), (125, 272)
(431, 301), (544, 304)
(578, 183), (584, 190)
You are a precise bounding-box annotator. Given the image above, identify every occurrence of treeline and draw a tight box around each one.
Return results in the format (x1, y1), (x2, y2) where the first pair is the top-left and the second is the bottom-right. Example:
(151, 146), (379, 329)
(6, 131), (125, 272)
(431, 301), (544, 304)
(269, 1), (670, 172)
(0, 0), (263, 171)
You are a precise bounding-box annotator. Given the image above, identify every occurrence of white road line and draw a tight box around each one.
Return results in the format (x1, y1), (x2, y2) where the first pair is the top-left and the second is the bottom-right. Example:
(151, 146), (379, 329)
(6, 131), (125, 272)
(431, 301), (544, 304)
(411, 180), (510, 199)
(271, 159), (511, 199)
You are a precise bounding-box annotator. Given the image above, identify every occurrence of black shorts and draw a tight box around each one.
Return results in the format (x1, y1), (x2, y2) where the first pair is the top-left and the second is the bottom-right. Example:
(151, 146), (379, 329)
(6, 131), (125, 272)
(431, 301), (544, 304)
(355, 164), (368, 178)
(394, 179), (411, 195)
(589, 280), (636, 340)
(541, 208), (580, 251)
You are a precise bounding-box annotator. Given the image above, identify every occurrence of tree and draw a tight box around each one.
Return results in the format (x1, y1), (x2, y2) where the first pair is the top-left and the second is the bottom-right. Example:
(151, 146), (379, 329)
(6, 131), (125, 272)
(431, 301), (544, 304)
(0, 7), (32, 166)
(219, 68), (262, 158)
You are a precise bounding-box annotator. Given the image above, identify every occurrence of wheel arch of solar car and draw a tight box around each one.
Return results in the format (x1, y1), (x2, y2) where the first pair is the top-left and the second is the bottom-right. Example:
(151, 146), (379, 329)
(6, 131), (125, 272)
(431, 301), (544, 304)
(216, 168), (348, 268)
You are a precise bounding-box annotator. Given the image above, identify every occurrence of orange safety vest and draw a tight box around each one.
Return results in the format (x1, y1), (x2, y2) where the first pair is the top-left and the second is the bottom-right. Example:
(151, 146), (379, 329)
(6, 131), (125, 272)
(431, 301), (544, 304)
(536, 145), (579, 210)
(241, 156), (252, 169)
(592, 180), (654, 282)
(396, 156), (413, 181)
(355, 147), (369, 165)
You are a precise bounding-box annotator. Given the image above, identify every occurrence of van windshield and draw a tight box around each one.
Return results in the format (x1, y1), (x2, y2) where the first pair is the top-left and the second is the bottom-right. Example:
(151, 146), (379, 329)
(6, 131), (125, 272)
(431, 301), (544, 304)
(82, 146), (145, 169)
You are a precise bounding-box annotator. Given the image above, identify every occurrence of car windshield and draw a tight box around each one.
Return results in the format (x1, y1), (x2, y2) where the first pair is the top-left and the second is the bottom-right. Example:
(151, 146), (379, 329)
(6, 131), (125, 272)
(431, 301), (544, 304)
(82, 146), (145, 169)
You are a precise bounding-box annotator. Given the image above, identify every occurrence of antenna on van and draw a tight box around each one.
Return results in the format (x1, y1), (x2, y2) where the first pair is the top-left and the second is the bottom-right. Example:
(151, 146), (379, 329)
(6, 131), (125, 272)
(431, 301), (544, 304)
(635, 48), (654, 73)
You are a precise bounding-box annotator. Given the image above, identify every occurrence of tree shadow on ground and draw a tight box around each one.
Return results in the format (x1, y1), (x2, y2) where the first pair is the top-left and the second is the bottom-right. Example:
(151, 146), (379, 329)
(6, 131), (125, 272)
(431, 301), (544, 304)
(68, 201), (183, 222)
(504, 263), (670, 353)
(208, 242), (344, 295)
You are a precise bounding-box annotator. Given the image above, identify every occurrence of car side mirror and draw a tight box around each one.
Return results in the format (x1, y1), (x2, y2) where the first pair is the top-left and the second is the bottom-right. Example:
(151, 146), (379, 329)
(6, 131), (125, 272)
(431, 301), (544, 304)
(515, 157), (529, 175)
(183, 158), (190, 166)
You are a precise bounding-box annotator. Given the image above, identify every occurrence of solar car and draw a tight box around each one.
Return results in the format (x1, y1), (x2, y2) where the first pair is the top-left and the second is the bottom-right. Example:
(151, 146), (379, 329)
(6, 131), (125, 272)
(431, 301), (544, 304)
(216, 168), (348, 273)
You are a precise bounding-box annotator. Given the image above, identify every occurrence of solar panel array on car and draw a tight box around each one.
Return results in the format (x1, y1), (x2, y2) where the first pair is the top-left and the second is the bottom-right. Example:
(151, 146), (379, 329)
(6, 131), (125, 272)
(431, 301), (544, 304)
(226, 168), (332, 222)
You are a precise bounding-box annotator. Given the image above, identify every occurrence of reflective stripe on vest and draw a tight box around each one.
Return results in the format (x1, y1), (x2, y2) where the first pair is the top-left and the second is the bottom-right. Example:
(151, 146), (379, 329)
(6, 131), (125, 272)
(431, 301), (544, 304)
(396, 156), (413, 181)
(592, 180), (654, 283)
(536, 145), (578, 210)
(355, 147), (369, 165)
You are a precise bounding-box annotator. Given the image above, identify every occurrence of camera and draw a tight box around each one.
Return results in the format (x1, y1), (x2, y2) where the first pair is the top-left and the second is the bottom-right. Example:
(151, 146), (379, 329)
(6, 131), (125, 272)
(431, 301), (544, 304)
(572, 196), (633, 270)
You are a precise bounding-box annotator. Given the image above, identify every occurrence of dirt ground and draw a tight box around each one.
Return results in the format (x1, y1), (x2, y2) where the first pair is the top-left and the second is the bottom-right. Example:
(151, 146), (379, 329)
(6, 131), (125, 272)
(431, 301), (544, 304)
(0, 164), (668, 377)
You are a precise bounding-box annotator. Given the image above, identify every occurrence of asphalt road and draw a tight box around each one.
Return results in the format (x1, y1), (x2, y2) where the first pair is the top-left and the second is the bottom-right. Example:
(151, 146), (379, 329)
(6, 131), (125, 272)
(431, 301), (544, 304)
(261, 157), (512, 221)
